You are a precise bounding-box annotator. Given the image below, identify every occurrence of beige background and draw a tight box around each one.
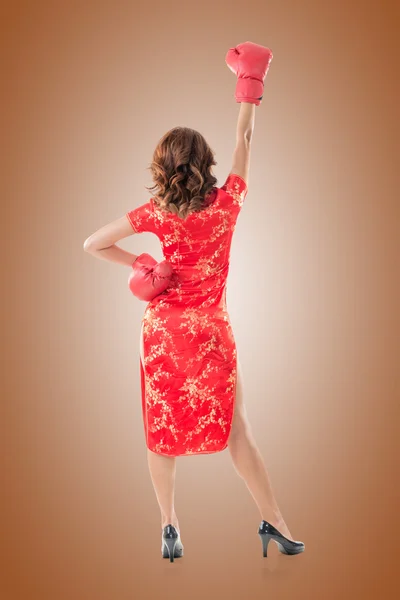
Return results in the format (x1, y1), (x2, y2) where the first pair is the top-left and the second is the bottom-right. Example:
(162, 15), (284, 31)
(2, 1), (399, 599)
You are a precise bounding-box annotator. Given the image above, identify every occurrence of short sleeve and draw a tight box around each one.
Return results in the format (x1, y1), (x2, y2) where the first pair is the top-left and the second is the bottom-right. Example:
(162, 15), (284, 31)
(220, 173), (248, 209)
(126, 199), (158, 234)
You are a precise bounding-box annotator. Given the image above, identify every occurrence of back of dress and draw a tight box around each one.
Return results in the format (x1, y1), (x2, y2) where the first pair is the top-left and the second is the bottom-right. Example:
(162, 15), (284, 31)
(126, 173), (248, 456)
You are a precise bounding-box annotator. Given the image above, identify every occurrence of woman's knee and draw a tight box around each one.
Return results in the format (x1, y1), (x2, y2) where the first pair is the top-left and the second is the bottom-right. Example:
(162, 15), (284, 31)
(229, 407), (252, 441)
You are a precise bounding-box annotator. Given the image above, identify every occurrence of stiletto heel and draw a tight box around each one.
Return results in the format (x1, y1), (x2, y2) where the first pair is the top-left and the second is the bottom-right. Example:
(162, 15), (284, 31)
(258, 532), (272, 557)
(161, 524), (184, 562)
(164, 536), (177, 562)
(258, 520), (305, 558)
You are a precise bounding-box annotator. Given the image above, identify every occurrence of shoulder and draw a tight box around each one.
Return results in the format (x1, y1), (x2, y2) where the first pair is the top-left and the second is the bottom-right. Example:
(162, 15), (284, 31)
(218, 172), (248, 208)
(126, 198), (157, 233)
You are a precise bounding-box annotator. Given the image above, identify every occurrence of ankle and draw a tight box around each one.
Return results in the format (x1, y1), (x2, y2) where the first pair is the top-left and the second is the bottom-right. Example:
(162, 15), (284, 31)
(261, 510), (283, 527)
(161, 516), (180, 530)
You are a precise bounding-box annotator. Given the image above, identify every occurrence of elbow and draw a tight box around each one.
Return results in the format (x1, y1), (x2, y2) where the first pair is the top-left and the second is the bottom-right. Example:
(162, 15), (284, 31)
(237, 133), (252, 147)
(243, 132), (252, 145)
(83, 237), (95, 252)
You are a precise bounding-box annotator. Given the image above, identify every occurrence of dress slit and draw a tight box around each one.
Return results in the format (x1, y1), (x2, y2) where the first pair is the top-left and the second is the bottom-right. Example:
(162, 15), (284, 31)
(226, 349), (238, 449)
(139, 321), (149, 449)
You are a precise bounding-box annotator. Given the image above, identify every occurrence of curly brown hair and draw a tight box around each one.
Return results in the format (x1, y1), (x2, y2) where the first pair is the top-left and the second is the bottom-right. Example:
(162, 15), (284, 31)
(145, 127), (218, 220)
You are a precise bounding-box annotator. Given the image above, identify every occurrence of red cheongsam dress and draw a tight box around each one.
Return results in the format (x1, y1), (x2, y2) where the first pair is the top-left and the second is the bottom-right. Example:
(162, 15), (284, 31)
(126, 173), (248, 456)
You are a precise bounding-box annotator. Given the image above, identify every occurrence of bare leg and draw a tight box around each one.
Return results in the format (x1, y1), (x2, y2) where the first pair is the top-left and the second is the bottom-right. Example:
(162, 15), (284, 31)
(227, 357), (294, 540)
(147, 449), (180, 531)
(141, 322), (180, 532)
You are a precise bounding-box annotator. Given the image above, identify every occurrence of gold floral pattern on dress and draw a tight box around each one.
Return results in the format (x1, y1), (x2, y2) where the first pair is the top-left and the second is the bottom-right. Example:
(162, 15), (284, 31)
(126, 173), (248, 456)
(222, 175), (247, 208)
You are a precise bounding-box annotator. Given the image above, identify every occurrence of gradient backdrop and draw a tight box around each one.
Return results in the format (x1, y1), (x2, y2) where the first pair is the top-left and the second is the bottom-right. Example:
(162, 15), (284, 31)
(2, 1), (399, 599)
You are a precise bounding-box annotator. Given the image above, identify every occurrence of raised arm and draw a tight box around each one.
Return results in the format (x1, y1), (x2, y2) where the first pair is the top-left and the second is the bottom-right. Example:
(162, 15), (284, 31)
(230, 103), (255, 185)
(225, 41), (273, 186)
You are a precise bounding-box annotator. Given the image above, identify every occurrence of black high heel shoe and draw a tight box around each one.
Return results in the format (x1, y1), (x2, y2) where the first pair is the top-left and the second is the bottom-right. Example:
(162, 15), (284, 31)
(258, 520), (305, 557)
(162, 524), (184, 562)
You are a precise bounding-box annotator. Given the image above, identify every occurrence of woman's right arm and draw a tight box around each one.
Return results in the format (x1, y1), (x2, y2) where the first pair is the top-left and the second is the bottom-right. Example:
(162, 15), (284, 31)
(230, 102), (255, 185)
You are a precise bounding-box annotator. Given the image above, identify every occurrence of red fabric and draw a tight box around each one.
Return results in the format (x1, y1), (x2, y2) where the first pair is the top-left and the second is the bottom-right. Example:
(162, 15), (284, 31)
(126, 173), (248, 456)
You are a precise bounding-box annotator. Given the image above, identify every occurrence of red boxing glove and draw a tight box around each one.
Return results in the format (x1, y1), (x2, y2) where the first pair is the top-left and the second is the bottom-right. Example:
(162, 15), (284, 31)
(225, 41), (273, 106)
(128, 253), (175, 301)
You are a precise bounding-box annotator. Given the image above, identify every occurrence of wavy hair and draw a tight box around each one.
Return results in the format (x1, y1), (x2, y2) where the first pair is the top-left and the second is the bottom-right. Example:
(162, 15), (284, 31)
(145, 127), (218, 220)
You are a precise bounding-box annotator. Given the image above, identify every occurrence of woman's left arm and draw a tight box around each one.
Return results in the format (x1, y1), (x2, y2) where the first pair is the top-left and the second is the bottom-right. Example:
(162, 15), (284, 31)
(83, 216), (138, 266)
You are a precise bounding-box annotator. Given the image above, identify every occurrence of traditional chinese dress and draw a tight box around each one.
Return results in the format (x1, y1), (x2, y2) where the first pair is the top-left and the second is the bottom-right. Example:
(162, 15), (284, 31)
(126, 173), (248, 456)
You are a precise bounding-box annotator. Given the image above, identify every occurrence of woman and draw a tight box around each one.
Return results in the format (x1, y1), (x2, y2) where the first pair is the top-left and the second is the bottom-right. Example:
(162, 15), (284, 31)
(83, 42), (305, 562)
